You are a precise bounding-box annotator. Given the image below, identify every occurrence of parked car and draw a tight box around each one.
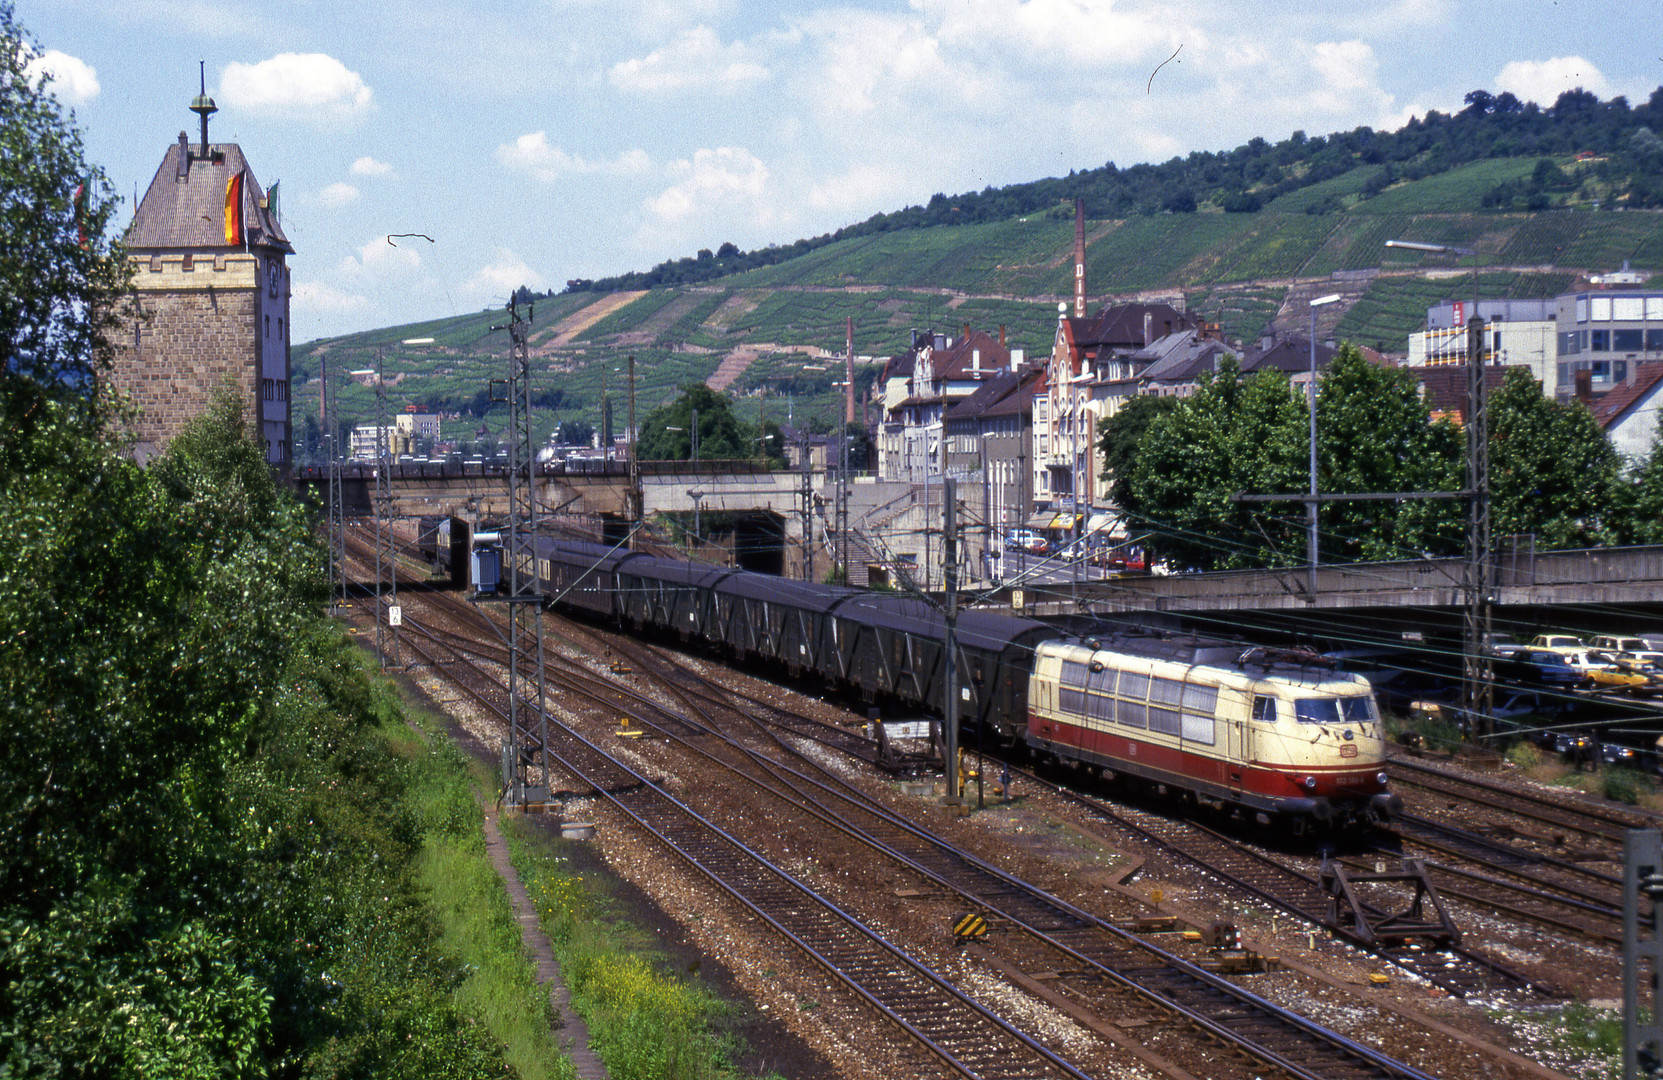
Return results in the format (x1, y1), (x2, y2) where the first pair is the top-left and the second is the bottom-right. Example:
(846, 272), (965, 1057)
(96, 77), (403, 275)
(1485, 632), (1523, 658)
(1583, 655), (1663, 696)
(1530, 634), (1587, 656)
(1587, 635), (1663, 664)
(1561, 649), (1619, 682)
(1602, 741), (1641, 768)
(1004, 529), (1048, 555)
(1496, 649), (1583, 688)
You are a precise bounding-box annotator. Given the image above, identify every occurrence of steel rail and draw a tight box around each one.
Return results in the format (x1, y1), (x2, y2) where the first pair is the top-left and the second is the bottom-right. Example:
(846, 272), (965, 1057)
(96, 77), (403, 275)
(547, 622), (1444, 1080)
(388, 610), (1092, 1080)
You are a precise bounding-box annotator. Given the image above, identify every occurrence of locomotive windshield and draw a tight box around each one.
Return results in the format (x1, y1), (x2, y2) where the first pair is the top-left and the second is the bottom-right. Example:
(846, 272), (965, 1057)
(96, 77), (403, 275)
(1294, 696), (1379, 725)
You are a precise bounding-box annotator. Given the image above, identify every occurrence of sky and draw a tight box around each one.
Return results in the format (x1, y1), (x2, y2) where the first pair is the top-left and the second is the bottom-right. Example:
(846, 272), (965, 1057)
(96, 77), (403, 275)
(17, 0), (1663, 344)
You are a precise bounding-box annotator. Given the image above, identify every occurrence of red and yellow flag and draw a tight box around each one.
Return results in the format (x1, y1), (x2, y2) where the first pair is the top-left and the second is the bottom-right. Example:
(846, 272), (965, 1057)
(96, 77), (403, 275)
(223, 171), (244, 245)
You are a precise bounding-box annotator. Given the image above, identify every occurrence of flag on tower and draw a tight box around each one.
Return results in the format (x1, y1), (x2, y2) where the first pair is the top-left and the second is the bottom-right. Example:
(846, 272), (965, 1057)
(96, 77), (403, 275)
(223, 170), (244, 246)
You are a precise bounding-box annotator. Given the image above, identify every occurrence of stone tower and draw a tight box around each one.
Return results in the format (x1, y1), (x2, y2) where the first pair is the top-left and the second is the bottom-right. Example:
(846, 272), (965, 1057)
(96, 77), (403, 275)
(111, 83), (293, 466)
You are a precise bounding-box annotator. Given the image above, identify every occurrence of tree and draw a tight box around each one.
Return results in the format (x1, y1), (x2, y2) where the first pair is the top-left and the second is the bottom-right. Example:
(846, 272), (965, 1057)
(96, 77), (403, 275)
(1623, 428), (1663, 544)
(1487, 367), (1621, 547)
(635, 383), (758, 461)
(1125, 347), (1469, 570)
(1097, 394), (1179, 515)
(0, 6), (128, 393)
(1314, 344), (1462, 561)
(1129, 359), (1309, 570)
(557, 418), (594, 447)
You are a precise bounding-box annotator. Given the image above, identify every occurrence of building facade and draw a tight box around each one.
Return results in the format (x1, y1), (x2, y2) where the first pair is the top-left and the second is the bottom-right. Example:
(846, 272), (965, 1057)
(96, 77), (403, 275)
(1555, 288), (1663, 402)
(111, 110), (293, 466)
(1037, 302), (1194, 514)
(1410, 299), (1556, 396)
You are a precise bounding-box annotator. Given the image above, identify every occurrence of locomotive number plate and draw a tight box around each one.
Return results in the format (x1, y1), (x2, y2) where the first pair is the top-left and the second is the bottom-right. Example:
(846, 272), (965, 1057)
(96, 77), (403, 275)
(1339, 744), (1358, 758)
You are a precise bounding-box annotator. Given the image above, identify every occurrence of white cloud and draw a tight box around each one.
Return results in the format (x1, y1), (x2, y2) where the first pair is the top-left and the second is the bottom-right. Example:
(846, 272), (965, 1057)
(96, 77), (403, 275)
(805, 163), (909, 214)
(1495, 56), (1613, 107)
(220, 53), (373, 120)
(350, 156), (392, 177)
(336, 235), (423, 282)
(293, 280), (369, 314)
(796, 9), (952, 117)
(465, 249), (545, 298)
(921, 0), (1181, 67)
(496, 132), (653, 182)
(609, 26), (769, 94)
(24, 49), (99, 104)
(646, 147), (770, 223)
(318, 182), (360, 208)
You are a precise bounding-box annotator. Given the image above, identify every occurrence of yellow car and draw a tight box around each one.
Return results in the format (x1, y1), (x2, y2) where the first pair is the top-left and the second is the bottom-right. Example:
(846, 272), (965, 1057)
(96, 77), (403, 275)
(1583, 653), (1663, 696)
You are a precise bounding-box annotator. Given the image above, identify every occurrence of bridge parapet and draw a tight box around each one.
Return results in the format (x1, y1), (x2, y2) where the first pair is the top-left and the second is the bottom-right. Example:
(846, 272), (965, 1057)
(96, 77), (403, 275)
(1009, 545), (1663, 615)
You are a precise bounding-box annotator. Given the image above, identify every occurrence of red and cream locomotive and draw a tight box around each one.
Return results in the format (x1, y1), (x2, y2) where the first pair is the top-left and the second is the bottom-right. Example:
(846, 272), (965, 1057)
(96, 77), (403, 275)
(1026, 635), (1398, 829)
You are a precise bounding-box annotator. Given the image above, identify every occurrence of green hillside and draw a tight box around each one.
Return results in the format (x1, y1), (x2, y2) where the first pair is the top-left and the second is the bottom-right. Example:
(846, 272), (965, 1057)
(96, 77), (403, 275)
(293, 106), (1663, 463)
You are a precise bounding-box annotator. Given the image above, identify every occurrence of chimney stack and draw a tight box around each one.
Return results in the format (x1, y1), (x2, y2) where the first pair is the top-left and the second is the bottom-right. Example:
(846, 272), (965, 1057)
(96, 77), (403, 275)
(1574, 368), (1594, 405)
(845, 316), (855, 425)
(1073, 198), (1087, 317)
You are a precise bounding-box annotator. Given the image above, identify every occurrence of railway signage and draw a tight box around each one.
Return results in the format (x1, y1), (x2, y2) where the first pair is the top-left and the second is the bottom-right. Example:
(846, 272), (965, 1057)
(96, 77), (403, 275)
(884, 720), (932, 740)
(952, 911), (989, 941)
(388, 605), (402, 627)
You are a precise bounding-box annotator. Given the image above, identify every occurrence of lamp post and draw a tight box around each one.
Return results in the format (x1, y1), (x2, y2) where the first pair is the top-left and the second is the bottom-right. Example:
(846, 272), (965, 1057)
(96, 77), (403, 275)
(1386, 239), (1491, 738)
(1307, 293), (1343, 596)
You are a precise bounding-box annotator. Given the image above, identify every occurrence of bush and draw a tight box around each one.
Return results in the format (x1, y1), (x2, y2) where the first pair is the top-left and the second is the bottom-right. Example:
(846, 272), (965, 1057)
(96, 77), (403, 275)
(1504, 740), (1542, 770)
(1602, 766), (1648, 805)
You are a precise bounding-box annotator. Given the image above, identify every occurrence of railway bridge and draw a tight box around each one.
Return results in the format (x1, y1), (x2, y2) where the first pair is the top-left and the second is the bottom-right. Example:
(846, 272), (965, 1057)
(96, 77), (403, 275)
(295, 459), (1663, 645)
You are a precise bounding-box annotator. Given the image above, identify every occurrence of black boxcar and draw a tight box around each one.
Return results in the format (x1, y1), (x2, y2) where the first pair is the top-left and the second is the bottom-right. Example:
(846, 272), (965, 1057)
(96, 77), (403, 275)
(616, 556), (736, 638)
(711, 573), (859, 674)
(823, 595), (1052, 745)
(537, 537), (642, 619)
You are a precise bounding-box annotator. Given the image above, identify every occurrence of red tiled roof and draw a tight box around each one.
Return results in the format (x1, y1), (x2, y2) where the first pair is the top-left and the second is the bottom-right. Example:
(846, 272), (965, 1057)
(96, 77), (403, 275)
(1594, 362), (1663, 429)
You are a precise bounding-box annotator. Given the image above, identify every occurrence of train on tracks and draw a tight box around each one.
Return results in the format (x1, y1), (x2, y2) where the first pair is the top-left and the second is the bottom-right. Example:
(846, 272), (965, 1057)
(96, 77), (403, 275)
(421, 524), (1397, 828)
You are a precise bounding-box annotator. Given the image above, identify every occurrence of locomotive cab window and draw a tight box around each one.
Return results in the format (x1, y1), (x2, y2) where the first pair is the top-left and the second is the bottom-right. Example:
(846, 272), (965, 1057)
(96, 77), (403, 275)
(1251, 695), (1276, 723)
(1340, 696), (1378, 724)
(1295, 698), (1373, 725)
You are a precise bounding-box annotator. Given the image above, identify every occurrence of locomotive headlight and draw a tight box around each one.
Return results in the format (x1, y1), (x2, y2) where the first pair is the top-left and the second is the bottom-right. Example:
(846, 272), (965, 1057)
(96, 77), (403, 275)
(1303, 775), (1317, 790)
(1376, 771), (1389, 786)
(1342, 729), (1354, 741)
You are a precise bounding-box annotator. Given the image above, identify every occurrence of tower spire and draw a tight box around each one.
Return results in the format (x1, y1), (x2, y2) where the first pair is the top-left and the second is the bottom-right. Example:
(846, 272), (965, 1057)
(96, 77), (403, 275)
(189, 61), (217, 161)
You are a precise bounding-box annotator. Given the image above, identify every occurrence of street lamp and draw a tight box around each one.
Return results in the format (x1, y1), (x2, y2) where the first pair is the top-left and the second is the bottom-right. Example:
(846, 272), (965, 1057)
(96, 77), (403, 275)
(1386, 238), (1491, 738)
(1308, 293), (1343, 595)
(686, 489), (704, 550)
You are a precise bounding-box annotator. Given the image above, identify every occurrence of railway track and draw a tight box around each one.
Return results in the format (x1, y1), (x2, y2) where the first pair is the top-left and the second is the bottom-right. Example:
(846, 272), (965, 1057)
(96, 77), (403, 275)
(1387, 755), (1658, 848)
(516, 602), (1601, 1002)
(390, 602), (1094, 1080)
(521, 615), (1447, 1080)
(1034, 783), (1547, 998)
(343, 531), (1607, 1077)
(357, 559), (1447, 1080)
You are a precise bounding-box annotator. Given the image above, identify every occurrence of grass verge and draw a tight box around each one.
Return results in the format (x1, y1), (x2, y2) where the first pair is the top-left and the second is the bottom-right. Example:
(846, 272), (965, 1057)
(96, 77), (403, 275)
(505, 819), (785, 1080)
(388, 695), (576, 1080)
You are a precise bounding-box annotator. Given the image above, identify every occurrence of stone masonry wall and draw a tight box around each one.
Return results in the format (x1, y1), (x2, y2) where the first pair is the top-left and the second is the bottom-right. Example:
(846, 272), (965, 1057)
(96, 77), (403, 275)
(109, 253), (259, 459)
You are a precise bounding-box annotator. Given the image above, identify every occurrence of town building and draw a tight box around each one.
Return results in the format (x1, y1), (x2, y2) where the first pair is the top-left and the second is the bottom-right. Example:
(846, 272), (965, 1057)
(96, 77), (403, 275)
(1593, 361), (1663, 462)
(1554, 287), (1663, 402)
(879, 328), (1016, 483)
(942, 365), (1044, 579)
(1036, 301), (1195, 517)
(110, 92), (293, 466)
(1408, 299), (1556, 396)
